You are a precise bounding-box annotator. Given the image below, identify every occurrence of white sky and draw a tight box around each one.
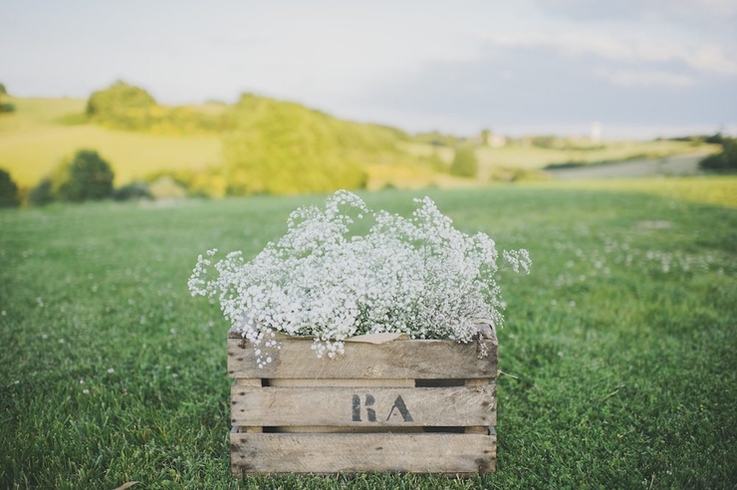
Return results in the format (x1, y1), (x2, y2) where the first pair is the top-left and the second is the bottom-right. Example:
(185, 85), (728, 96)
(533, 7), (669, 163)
(2, 0), (736, 139)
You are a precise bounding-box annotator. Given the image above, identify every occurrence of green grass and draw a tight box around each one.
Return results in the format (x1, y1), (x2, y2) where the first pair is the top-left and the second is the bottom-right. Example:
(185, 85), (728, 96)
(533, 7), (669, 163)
(2, 185), (736, 489)
(537, 175), (737, 209)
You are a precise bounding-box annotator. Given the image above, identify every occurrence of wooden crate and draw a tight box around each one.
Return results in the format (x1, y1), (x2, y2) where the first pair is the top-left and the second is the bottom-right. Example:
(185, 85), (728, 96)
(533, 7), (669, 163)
(227, 329), (498, 475)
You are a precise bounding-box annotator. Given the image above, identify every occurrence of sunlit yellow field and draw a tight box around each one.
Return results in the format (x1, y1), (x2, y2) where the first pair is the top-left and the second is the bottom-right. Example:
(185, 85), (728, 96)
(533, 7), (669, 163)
(0, 98), (222, 188)
(476, 140), (715, 170)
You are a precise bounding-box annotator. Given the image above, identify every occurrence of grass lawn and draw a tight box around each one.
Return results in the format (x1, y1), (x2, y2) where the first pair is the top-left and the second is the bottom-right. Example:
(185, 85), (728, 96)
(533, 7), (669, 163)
(1, 184), (736, 488)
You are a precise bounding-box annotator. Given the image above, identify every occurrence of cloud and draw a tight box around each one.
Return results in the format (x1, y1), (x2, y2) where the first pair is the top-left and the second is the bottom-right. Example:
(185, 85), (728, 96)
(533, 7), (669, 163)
(359, 38), (736, 136)
(595, 68), (695, 88)
(485, 30), (737, 77)
(535, 0), (737, 24)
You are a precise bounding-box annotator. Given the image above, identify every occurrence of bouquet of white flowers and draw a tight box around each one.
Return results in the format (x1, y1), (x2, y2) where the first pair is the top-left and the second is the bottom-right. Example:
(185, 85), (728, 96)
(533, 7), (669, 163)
(189, 190), (530, 368)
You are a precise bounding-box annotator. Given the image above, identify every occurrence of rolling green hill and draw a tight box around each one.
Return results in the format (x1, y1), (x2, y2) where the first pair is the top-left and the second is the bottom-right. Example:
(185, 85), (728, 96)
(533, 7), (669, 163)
(0, 90), (444, 195)
(0, 86), (719, 197)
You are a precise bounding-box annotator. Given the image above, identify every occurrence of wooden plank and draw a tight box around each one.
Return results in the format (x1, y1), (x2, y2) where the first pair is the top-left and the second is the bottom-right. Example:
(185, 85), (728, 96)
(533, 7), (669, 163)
(271, 426), (425, 434)
(230, 384), (496, 427)
(465, 378), (491, 387)
(228, 336), (497, 380)
(267, 378), (414, 387)
(235, 378), (261, 387)
(230, 432), (496, 474)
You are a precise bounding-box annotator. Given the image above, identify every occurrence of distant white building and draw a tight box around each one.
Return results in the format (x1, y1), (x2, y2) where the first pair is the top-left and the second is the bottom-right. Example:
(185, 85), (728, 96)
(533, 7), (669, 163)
(591, 122), (602, 143)
(482, 131), (507, 148)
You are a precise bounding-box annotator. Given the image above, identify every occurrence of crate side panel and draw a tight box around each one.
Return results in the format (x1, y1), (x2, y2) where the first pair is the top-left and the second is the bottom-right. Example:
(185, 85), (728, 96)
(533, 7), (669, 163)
(230, 384), (496, 427)
(230, 432), (496, 474)
(228, 338), (497, 379)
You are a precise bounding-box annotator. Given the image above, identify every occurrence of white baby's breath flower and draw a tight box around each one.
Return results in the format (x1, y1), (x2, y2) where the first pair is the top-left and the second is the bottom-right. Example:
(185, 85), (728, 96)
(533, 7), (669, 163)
(189, 190), (531, 367)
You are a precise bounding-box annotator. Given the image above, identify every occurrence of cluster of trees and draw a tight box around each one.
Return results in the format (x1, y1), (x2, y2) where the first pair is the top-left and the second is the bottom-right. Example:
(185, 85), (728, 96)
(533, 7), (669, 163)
(0, 149), (160, 208)
(0, 168), (20, 207)
(220, 94), (374, 195)
(698, 134), (737, 173)
(19, 150), (124, 206)
(86, 81), (231, 134)
(449, 147), (478, 178)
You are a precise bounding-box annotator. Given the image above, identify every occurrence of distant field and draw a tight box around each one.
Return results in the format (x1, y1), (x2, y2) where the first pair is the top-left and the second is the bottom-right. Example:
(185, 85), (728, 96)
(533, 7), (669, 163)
(0, 98), (223, 188)
(2, 97), (720, 192)
(475, 140), (716, 170)
(403, 139), (718, 182)
(1, 185), (735, 488)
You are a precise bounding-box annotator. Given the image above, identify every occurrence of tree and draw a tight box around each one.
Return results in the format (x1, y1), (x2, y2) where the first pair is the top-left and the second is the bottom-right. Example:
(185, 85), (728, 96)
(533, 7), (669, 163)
(28, 178), (54, 206)
(699, 138), (737, 173)
(86, 80), (156, 121)
(51, 150), (115, 202)
(450, 146), (479, 178)
(0, 168), (20, 207)
(0, 82), (15, 113)
(222, 94), (368, 195)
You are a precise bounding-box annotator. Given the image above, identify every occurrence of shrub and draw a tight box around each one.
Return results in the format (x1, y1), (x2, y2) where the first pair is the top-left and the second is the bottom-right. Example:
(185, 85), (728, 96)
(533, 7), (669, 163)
(699, 138), (737, 173)
(0, 82), (15, 113)
(51, 150), (115, 202)
(148, 175), (187, 199)
(113, 181), (152, 201)
(450, 146), (479, 178)
(0, 168), (20, 207)
(27, 179), (54, 206)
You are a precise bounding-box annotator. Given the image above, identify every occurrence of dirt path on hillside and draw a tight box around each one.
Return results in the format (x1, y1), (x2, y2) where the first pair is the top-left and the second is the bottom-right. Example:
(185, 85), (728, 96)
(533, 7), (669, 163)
(546, 152), (708, 180)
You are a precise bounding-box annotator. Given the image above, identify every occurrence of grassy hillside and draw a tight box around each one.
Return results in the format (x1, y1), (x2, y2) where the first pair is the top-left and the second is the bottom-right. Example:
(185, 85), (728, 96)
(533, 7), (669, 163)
(1, 185), (735, 488)
(215, 93), (436, 195)
(0, 97), (222, 188)
(0, 95), (440, 194)
(479, 140), (712, 170)
(0, 94), (720, 195)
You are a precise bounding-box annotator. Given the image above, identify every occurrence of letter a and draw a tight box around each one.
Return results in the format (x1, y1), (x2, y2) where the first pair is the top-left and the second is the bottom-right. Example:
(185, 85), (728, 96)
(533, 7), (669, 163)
(386, 395), (413, 422)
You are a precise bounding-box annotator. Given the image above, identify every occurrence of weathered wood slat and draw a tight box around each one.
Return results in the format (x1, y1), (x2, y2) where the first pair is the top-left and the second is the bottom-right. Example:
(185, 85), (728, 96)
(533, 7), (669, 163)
(227, 328), (500, 475)
(228, 336), (498, 380)
(230, 431), (496, 474)
(230, 384), (496, 427)
(267, 378), (414, 387)
(235, 378), (261, 387)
